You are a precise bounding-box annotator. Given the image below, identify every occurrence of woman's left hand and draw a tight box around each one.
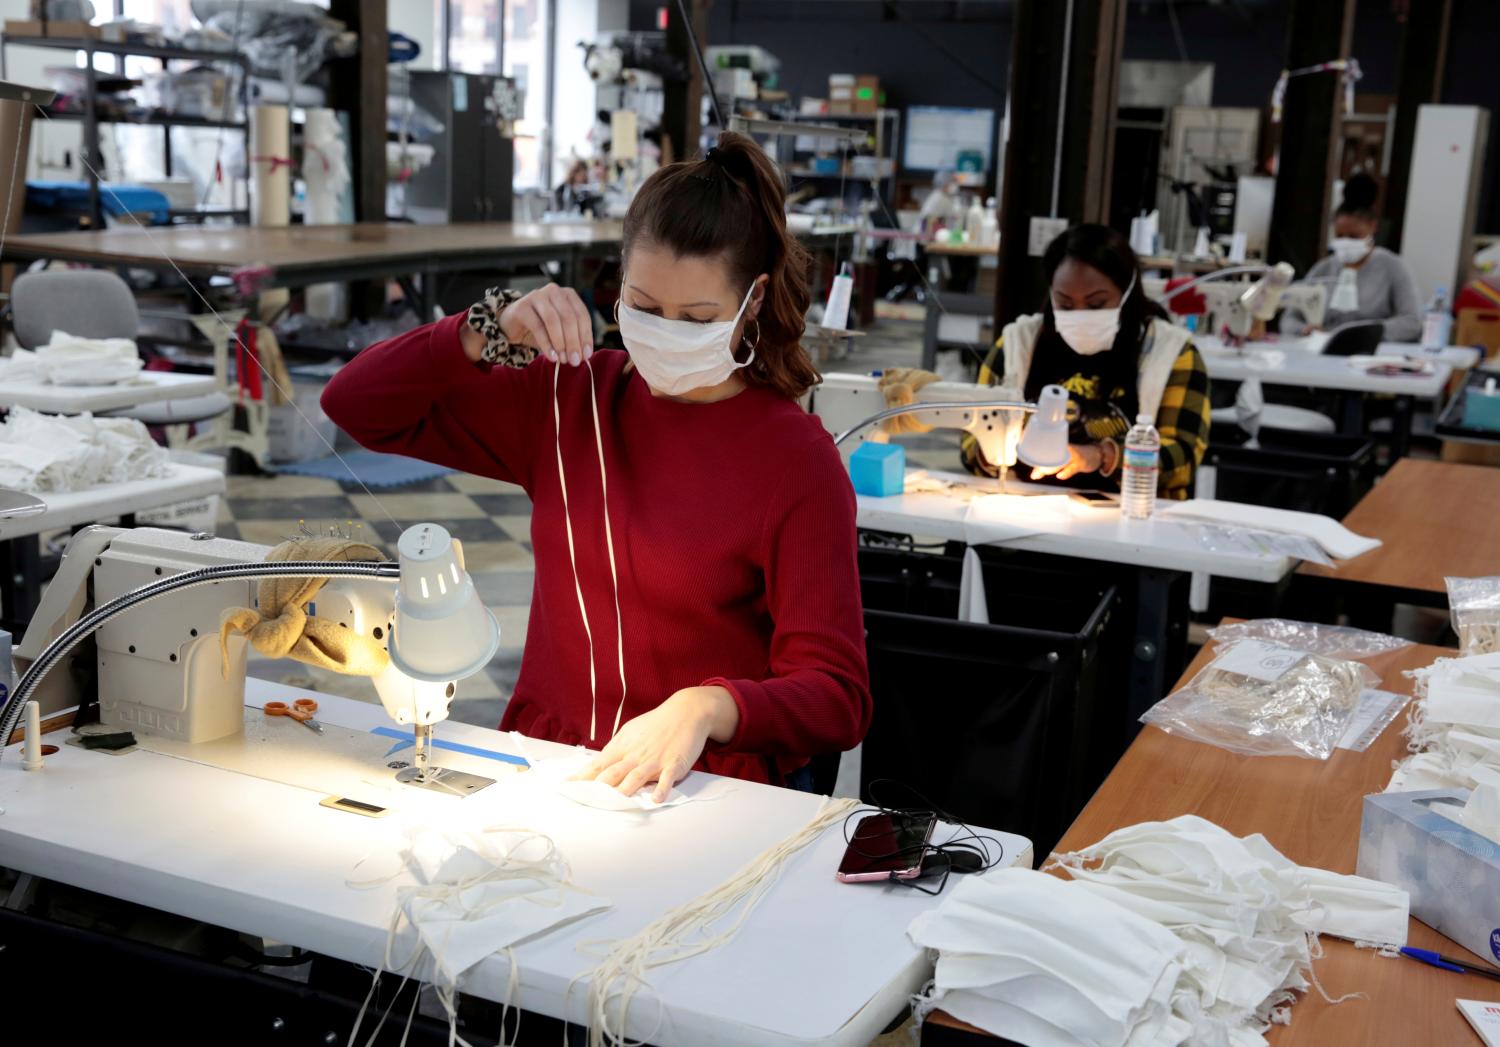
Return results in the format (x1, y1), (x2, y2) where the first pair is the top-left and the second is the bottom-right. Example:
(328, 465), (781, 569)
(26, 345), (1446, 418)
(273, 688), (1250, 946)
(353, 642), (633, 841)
(1030, 443), (1103, 482)
(572, 686), (741, 802)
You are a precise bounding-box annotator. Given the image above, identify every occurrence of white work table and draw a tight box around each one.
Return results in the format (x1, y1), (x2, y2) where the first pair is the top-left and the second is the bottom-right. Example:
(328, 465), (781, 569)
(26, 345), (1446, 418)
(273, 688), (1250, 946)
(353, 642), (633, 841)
(0, 463), (225, 540)
(0, 682), (1032, 1047)
(0, 370), (220, 414)
(857, 470), (1295, 583)
(1193, 335), (1453, 397)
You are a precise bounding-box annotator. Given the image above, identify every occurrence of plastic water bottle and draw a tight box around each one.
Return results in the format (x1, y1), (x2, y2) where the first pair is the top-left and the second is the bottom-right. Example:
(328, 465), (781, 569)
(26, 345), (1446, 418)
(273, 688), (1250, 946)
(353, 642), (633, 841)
(1122, 415), (1159, 520)
(1421, 286), (1453, 351)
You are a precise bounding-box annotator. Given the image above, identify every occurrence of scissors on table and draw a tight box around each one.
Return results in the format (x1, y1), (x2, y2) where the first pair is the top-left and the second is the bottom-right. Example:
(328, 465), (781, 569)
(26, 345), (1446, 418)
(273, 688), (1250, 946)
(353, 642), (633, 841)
(264, 698), (322, 734)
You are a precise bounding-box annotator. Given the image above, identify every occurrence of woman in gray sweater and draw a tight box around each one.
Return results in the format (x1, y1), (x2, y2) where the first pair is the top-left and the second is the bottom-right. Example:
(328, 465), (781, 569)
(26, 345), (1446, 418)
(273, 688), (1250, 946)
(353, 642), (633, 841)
(1304, 172), (1423, 342)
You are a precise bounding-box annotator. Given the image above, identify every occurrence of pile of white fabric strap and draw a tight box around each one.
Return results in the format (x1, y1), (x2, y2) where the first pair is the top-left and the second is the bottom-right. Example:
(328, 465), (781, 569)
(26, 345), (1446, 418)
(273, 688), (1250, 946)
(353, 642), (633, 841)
(348, 825), (611, 1047)
(0, 332), (144, 385)
(1388, 651), (1500, 794)
(909, 815), (1408, 1047)
(0, 406), (167, 492)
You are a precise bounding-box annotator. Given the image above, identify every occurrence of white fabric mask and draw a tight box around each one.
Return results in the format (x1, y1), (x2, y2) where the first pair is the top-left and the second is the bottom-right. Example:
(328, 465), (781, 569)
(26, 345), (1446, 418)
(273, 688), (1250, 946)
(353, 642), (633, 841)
(1332, 267), (1361, 311)
(1330, 236), (1373, 266)
(618, 283), (757, 396)
(1053, 273), (1135, 356)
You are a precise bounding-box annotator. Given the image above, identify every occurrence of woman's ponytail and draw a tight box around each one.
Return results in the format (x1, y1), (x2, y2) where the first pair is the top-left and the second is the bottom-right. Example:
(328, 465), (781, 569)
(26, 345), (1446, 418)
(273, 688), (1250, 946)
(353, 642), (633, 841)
(623, 131), (820, 399)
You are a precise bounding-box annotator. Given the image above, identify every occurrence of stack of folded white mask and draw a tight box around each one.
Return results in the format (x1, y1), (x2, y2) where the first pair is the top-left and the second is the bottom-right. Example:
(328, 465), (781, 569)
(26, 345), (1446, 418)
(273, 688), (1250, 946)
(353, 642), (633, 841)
(910, 870), (1193, 1047)
(1389, 652), (1500, 794)
(910, 815), (1408, 1047)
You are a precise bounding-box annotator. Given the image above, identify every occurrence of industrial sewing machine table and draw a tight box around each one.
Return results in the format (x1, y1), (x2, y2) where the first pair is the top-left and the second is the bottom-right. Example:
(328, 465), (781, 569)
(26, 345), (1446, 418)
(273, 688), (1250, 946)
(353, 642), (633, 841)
(0, 681), (1032, 1046)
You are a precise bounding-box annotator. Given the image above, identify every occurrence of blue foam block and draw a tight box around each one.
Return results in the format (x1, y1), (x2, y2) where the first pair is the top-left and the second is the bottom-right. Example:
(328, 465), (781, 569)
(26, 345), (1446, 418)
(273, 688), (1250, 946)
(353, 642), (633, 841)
(849, 441), (905, 497)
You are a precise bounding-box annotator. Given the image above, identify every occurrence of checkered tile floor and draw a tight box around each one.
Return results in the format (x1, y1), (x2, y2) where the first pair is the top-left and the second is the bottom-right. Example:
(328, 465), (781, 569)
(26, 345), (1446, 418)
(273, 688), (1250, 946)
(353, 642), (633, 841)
(233, 320), (953, 729)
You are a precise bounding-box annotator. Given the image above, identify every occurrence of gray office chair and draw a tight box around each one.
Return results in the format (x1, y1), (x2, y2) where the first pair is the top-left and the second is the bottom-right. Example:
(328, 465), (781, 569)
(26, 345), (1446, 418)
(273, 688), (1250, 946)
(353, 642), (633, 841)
(9, 269), (232, 429)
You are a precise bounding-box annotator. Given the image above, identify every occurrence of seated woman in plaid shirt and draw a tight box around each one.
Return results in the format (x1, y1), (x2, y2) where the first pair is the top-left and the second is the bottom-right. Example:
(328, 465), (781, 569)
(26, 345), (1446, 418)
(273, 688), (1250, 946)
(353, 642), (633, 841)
(939, 223), (1210, 499)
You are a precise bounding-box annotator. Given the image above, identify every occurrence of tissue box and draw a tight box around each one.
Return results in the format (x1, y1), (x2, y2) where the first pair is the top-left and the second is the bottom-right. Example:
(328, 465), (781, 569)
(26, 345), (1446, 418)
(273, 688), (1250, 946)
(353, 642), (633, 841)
(849, 442), (905, 498)
(1357, 789), (1500, 970)
(1465, 384), (1500, 433)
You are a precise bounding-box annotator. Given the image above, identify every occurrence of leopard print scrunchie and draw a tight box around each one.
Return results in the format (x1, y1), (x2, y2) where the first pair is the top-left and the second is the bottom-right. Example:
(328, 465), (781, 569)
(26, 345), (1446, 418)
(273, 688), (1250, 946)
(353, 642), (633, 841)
(465, 287), (537, 366)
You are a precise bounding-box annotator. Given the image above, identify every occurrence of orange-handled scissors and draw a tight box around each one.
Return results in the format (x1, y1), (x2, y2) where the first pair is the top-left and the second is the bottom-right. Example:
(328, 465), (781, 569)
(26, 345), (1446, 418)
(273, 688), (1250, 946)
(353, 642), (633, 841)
(264, 698), (322, 734)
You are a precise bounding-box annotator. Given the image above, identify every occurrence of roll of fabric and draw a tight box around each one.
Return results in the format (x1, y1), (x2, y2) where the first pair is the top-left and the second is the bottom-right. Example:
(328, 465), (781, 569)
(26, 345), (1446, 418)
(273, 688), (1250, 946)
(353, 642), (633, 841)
(250, 104), (291, 228)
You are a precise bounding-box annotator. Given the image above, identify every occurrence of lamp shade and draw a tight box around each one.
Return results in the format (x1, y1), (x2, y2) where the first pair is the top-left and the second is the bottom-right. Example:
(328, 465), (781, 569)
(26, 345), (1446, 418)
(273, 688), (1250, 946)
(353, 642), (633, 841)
(388, 523), (500, 684)
(1016, 384), (1071, 470)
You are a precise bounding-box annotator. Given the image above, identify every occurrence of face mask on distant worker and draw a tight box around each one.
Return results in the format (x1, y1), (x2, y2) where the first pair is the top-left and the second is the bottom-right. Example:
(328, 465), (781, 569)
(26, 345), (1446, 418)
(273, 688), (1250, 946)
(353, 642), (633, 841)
(1330, 236), (1373, 266)
(1053, 273), (1135, 356)
(617, 283), (757, 396)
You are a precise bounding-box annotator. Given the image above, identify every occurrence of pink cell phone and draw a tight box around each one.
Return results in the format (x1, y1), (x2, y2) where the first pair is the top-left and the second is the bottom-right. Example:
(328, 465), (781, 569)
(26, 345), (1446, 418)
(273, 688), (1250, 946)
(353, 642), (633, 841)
(836, 811), (937, 883)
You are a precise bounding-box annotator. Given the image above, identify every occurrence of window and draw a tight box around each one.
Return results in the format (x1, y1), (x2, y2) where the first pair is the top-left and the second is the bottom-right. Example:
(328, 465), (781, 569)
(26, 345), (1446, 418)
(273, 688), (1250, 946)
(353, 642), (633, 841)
(502, 0), (548, 191)
(448, 0), (503, 75)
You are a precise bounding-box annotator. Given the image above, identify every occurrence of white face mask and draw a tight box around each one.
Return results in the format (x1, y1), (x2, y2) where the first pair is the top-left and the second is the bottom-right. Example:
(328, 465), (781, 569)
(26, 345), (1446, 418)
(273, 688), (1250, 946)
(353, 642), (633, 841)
(618, 283), (757, 396)
(1052, 273), (1135, 356)
(1330, 236), (1373, 266)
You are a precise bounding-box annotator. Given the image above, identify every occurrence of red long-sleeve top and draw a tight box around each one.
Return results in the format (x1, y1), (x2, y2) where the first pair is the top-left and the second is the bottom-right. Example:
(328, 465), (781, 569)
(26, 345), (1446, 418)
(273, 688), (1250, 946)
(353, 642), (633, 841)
(322, 313), (871, 785)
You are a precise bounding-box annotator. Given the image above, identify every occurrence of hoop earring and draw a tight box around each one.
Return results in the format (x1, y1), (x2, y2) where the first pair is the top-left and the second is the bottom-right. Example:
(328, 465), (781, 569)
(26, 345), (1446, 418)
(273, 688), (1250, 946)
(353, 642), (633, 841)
(743, 318), (761, 352)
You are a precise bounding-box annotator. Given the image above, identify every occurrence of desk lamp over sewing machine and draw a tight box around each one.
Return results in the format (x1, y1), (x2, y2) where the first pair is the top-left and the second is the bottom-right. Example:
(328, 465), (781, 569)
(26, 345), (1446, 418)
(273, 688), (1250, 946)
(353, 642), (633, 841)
(1169, 262), (1329, 343)
(815, 375), (1070, 486)
(3, 523), (500, 795)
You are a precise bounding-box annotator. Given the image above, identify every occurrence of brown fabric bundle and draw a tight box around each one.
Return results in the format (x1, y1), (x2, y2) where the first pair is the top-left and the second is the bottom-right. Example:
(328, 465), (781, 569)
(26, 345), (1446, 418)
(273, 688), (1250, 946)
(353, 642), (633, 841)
(219, 537), (391, 677)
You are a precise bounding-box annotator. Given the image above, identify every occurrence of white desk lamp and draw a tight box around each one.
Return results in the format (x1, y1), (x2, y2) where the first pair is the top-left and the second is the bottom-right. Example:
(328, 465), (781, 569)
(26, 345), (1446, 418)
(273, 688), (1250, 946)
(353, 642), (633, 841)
(1159, 262), (1328, 339)
(1, 523), (500, 793)
(831, 384), (1073, 475)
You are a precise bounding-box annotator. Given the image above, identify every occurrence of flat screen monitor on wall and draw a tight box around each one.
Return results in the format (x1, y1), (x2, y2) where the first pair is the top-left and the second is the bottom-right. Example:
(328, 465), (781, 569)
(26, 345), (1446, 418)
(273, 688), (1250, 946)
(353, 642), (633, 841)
(903, 106), (996, 186)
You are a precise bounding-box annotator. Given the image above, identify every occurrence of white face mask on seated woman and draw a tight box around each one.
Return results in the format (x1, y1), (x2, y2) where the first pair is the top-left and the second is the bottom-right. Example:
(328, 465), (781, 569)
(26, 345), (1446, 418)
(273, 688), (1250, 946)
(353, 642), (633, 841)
(1052, 273), (1136, 356)
(617, 283), (757, 395)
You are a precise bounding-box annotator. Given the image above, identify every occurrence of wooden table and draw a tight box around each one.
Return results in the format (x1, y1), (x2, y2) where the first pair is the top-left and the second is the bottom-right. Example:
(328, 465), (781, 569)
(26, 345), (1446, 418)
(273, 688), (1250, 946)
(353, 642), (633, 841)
(1298, 458), (1500, 606)
(2, 221), (617, 295)
(925, 241), (996, 257)
(925, 636), (1500, 1046)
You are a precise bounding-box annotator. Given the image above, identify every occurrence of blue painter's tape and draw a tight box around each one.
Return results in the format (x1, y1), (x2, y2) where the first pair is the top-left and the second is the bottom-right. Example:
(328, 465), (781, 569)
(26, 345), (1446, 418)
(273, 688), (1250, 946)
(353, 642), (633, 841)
(370, 726), (530, 767)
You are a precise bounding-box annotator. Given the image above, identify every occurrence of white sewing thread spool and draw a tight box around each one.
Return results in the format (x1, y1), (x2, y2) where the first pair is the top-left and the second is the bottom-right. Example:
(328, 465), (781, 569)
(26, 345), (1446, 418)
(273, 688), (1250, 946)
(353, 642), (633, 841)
(22, 700), (42, 771)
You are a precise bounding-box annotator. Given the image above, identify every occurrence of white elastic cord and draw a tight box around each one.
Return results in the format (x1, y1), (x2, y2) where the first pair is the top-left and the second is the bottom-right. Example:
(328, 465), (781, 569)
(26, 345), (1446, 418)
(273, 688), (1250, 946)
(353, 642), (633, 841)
(583, 362), (629, 738)
(574, 797), (859, 1047)
(554, 359), (629, 742)
(554, 362), (603, 739)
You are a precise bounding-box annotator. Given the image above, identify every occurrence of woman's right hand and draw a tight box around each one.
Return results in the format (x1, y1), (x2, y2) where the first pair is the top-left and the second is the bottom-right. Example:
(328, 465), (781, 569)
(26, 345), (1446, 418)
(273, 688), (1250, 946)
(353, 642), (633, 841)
(461, 283), (595, 366)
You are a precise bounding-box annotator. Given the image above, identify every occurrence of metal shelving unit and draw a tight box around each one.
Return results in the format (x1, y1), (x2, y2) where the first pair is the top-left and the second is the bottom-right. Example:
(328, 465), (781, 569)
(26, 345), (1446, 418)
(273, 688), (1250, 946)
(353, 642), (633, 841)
(0, 34), (252, 227)
(782, 108), (901, 203)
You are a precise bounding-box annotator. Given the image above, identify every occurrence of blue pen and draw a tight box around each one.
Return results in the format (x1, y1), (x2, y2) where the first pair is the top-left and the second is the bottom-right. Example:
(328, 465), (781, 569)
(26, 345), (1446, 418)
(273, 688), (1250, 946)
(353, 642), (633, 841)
(1400, 947), (1500, 982)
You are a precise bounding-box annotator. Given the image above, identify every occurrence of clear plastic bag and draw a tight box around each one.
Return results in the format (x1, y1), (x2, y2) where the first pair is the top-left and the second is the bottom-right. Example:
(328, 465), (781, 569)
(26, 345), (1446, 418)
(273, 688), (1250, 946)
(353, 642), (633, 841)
(1446, 577), (1500, 656)
(1141, 639), (1379, 759)
(1207, 619), (1411, 660)
(1193, 524), (1335, 568)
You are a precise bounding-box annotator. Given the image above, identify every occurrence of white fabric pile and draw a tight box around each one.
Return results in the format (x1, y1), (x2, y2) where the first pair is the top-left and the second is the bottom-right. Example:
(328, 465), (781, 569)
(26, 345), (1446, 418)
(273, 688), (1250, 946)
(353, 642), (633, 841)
(1388, 652), (1500, 795)
(349, 825), (610, 1046)
(0, 406), (167, 492)
(0, 333), (143, 386)
(910, 815), (1408, 1046)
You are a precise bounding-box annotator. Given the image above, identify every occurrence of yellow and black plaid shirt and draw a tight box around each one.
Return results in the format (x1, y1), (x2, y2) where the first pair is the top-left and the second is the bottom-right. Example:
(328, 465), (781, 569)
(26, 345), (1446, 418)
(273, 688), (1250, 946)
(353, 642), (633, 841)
(960, 333), (1211, 499)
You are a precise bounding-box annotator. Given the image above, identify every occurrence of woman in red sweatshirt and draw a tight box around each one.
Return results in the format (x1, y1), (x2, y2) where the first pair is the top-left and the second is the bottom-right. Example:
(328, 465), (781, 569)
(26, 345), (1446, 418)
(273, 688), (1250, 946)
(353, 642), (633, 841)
(322, 132), (871, 801)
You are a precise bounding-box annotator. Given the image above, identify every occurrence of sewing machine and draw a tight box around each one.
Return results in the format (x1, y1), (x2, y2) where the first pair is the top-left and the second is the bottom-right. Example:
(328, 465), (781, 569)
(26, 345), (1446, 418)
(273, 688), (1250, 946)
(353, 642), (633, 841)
(14, 524), (499, 794)
(811, 373), (1030, 477)
(1198, 274), (1328, 341)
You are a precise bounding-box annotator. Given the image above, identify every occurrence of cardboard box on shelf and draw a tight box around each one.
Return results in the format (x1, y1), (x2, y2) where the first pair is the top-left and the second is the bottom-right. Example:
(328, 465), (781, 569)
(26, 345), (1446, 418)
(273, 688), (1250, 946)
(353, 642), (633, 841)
(854, 75), (880, 114)
(3, 19), (42, 36)
(42, 20), (100, 39)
